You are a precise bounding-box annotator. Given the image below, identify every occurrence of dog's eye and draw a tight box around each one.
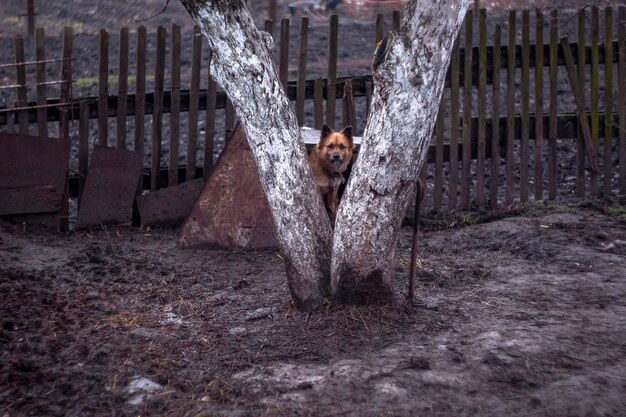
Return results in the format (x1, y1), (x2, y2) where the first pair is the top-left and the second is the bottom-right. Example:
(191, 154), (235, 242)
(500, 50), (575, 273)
(339, 144), (346, 150)
(327, 144), (335, 149)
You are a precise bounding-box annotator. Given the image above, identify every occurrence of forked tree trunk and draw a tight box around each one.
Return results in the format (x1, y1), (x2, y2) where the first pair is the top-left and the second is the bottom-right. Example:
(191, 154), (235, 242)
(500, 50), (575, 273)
(179, 0), (333, 312)
(180, 0), (469, 310)
(331, 1), (470, 303)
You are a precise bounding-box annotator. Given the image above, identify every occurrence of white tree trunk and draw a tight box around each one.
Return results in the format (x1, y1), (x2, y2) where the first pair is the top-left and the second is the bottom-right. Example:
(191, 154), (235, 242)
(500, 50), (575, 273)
(331, 0), (470, 303)
(179, 0), (333, 311)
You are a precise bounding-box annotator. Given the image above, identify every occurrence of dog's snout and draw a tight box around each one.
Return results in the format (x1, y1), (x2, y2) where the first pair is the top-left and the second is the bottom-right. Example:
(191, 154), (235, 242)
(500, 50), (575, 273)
(331, 153), (341, 161)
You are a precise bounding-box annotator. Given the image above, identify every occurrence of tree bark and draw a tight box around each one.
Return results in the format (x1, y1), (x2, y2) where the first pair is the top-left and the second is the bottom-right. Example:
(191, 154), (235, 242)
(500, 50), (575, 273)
(179, 0), (332, 312)
(331, 0), (471, 303)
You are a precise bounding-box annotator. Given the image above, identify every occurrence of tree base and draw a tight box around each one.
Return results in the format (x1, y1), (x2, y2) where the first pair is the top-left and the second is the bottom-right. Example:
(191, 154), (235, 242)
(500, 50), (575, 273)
(332, 267), (394, 305)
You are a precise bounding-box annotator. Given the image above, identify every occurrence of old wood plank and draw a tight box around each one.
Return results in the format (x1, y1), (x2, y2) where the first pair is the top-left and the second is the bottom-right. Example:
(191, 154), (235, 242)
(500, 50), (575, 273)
(314, 78), (323, 130)
(477, 8), (487, 209)
(506, 10), (516, 205)
(188, 25), (202, 182)
(576, 10), (586, 197)
(98, 29), (109, 146)
(449, 36), (460, 209)
(548, 9), (559, 200)
(151, 25), (166, 191)
(619, 7), (626, 194)
(461, 9), (473, 209)
(603, 8), (613, 198)
(170, 24), (181, 186)
(117, 27), (129, 150)
(204, 51), (217, 179)
(434, 99), (444, 211)
(520, 10), (530, 202)
(491, 24), (502, 209)
(14, 36), (28, 135)
(296, 17), (309, 126)
(590, 7), (600, 195)
(35, 28), (47, 137)
(535, 9), (544, 200)
(326, 14), (338, 129)
(78, 101), (89, 194)
(134, 25), (147, 176)
(59, 27), (73, 140)
(0, 185), (61, 216)
(279, 18), (290, 91)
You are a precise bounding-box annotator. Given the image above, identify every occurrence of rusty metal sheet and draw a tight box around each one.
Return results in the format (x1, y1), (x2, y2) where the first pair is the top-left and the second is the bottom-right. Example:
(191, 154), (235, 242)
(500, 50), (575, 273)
(0, 185), (62, 215)
(136, 178), (204, 227)
(0, 133), (70, 227)
(75, 145), (141, 229)
(179, 123), (278, 250)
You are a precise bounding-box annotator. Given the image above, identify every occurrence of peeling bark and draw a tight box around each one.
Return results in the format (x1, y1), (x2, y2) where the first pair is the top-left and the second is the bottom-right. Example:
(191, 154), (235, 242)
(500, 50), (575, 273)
(331, 0), (471, 303)
(179, 0), (332, 311)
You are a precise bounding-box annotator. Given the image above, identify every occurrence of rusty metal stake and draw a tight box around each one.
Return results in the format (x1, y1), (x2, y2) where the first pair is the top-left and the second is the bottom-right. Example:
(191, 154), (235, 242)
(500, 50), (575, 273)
(408, 178), (424, 301)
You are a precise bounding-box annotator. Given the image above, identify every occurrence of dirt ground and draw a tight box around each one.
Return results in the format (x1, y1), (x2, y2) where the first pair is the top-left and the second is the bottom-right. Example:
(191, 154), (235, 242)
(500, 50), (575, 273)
(1, 1), (626, 416)
(1, 202), (626, 416)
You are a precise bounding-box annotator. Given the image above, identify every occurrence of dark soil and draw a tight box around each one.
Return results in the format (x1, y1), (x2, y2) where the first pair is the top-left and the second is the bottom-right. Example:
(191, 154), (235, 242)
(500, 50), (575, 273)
(1, 203), (626, 416)
(1, 2), (626, 416)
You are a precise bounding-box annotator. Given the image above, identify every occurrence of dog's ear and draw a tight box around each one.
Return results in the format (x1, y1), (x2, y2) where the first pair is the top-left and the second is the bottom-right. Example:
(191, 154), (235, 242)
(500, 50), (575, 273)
(320, 124), (333, 142)
(341, 126), (353, 146)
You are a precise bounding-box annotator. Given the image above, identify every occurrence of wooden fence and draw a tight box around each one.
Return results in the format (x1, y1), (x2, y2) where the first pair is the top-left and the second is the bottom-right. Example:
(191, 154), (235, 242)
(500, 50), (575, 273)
(1, 7), (625, 216)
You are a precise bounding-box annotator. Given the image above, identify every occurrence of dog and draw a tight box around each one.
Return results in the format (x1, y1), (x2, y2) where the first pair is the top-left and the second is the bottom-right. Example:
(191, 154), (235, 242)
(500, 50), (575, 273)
(308, 124), (354, 223)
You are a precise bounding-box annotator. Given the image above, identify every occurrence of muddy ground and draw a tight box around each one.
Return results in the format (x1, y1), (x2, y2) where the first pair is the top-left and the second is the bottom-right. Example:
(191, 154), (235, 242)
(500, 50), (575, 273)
(1, 1), (626, 416)
(1, 202), (626, 416)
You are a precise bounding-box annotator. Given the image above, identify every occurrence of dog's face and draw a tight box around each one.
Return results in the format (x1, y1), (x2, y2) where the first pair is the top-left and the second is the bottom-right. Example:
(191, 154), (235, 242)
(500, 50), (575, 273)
(318, 124), (354, 174)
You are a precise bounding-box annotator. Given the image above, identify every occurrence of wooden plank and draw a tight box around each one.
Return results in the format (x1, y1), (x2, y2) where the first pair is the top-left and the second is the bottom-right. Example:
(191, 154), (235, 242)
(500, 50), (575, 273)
(76, 146), (142, 229)
(15, 36), (28, 135)
(392, 11), (401, 31)
(534, 9), (544, 201)
(461, 10), (473, 209)
(449, 37), (460, 209)
(590, 7), (600, 196)
(78, 101), (89, 194)
(59, 27), (73, 140)
(603, 8), (613, 198)
(576, 10), (586, 197)
(561, 37), (599, 174)
(520, 10), (530, 202)
(476, 8), (487, 209)
(35, 28), (47, 137)
(117, 27), (129, 150)
(434, 100), (444, 211)
(204, 51), (217, 179)
(98, 29), (109, 146)
(0, 185), (61, 216)
(188, 25), (202, 182)
(225, 98), (235, 140)
(490, 24), (501, 209)
(365, 81), (372, 119)
(134, 25), (147, 192)
(151, 25), (166, 191)
(548, 9), (556, 200)
(506, 10), (516, 205)
(296, 17), (309, 126)
(617, 6), (626, 194)
(375, 14), (384, 44)
(342, 80), (357, 134)
(170, 24), (181, 187)
(326, 14), (338, 128)
(314, 78), (323, 130)
(279, 18), (290, 91)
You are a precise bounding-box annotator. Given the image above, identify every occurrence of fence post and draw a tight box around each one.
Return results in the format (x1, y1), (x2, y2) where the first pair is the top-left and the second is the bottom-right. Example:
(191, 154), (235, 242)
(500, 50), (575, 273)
(618, 6), (626, 195)
(151, 25), (166, 191)
(59, 26), (73, 141)
(204, 50), (217, 180)
(326, 14), (338, 129)
(296, 17), (309, 127)
(188, 25), (202, 182)
(117, 27), (129, 150)
(169, 24), (181, 187)
(520, 10), (530, 203)
(279, 18), (290, 92)
(603, 8), (613, 198)
(135, 25), (147, 192)
(35, 27), (47, 137)
(449, 37), (460, 210)
(535, 9), (544, 201)
(14, 36), (28, 135)
(490, 24), (501, 209)
(477, 8), (487, 209)
(461, 9), (473, 209)
(590, 7), (600, 196)
(506, 10), (516, 205)
(98, 28), (109, 146)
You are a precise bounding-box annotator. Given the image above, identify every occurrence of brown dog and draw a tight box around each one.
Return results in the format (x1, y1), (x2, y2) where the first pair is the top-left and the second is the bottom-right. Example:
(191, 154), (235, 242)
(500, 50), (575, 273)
(308, 124), (354, 222)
